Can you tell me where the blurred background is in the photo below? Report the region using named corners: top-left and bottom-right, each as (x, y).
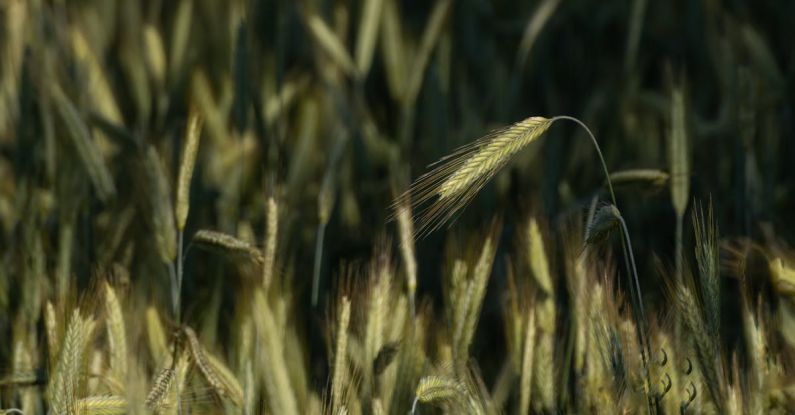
top-left (0, 0), bottom-right (793, 402)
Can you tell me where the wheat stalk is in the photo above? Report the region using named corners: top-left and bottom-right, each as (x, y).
top-left (304, 10), bottom-right (358, 78)
top-left (365, 272), bottom-right (389, 386)
top-left (675, 272), bottom-right (723, 410)
top-left (527, 218), bottom-right (556, 412)
top-left (76, 395), bottom-right (127, 414)
top-left (143, 24), bottom-right (167, 88)
top-left (145, 368), bottom-right (174, 411)
top-left (394, 115), bottom-right (624, 239)
top-left (253, 289), bottom-right (299, 415)
top-left (193, 229), bottom-right (264, 265)
top-left (528, 219), bottom-right (553, 294)
top-left (143, 146), bottom-right (177, 263)
top-left (396, 199), bottom-right (418, 318)
top-left (50, 82), bottom-right (116, 202)
top-left (457, 232), bottom-right (497, 362)
top-left (379, 0), bottom-right (406, 100)
top-left (403, 0), bottom-right (452, 108)
top-left (175, 108), bottom-right (203, 231)
top-left (332, 296), bottom-right (352, 414)
top-left (411, 375), bottom-right (465, 414)
top-left (49, 309), bottom-right (95, 415)
top-left (45, 301), bottom-right (61, 373)
top-left (184, 326), bottom-right (243, 407)
top-left (693, 201), bottom-right (719, 337)
top-left (103, 282), bottom-right (127, 383)
top-left (355, 0), bottom-right (385, 76)
top-left (519, 308), bottom-right (537, 415)
top-left (172, 106), bottom-right (203, 329)
top-left (608, 169), bottom-right (670, 189)
top-left (397, 117), bottom-right (550, 236)
top-left (168, 0), bottom-right (193, 85)
top-left (262, 196), bottom-right (279, 289)
top-left (145, 306), bottom-right (168, 367)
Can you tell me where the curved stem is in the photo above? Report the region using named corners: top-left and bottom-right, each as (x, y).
top-left (550, 116), bottom-right (617, 206)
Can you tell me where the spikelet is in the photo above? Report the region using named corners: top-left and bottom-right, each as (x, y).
top-left (49, 309), bottom-right (95, 415)
top-left (145, 368), bottom-right (174, 411)
top-left (457, 233), bottom-right (497, 361)
top-left (332, 296), bottom-right (352, 414)
top-left (528, 218), bottom-right (555, 412)
top-left (193, 229), bottom-right (264, 265)
top-left (184, 326), bottom-right (243, 406)
top-left (206, 353), bottom-right (245, 407)
top-left (103, 282), bottom-right (127, 383)
top-left (413, 375), bottom-right (465, 409)
top-left (585, 204), bottom-right (621, 246)
top-left (395, 116), bottom-right (552, 236)
top-left (608, 169), bottom-right (670, 190)
top-left (365, 270), bottom-right (389, 382)
top-left (75, 395), bottom-right (127, 414)
top-left (740, 289), bottom-right (766, 413)
top-left (175, 108), bottom-right (203, 230)
top-left (675, 274), bottom-right (723, 409)
top-left (262, 197), bottom-right (278, 289)
top-left (163, 351), bottom-right (191, 414)
top-left (693, 201), bottom-right (719, 337)
top-left (528, 219), bottom-right (552, 293)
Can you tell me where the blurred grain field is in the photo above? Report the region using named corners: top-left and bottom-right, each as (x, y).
top-left (0, 0), bottom-right (793, 414)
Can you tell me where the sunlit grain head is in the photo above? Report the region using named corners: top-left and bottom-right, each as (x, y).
top-left (394, 116), bottom-right (552, 237)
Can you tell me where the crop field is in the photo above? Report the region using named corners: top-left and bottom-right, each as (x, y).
top-left (0, 0), bottom-right (793, 414)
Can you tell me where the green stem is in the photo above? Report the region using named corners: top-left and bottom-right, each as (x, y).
top-left (551, 116), bottom-right (617, 206)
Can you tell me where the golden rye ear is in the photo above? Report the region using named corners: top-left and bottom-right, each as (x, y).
top-left (393, 116), bottom-right (552, 237)
top-left (393, 115), bottom-right (618, 239)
